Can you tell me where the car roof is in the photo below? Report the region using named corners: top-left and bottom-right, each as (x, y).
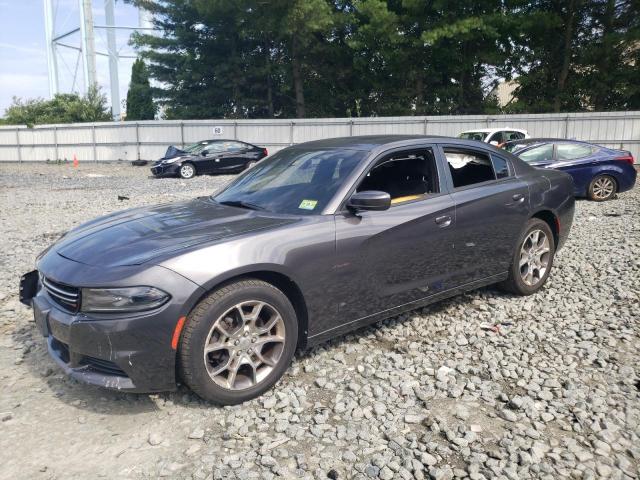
top-left (291, 135), bottom-right (453, 151)
top-left (461, 127), bottom-right (527, 134)
top-left (503, 137), bottom-right (594, 146)
top-left (200, 139), bottom-right (250, 144)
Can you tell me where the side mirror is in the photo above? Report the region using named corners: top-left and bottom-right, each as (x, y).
top-left (347, 190), bottom-right (391, 212)
top-left (201, 150), bottom-right (209, 156)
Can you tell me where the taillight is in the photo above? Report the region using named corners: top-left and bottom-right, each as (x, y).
top-left (263, 148), bottom-right (269, 156)
top-left (615, 155), bottom-right (634, 165)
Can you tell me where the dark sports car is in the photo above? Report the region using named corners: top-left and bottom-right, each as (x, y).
top-left (503, 138), bottom-right (636, 201)
top-left (151, 139), bottom-right (268, 179)
top-left (20, 135), bottom-right (574, 404)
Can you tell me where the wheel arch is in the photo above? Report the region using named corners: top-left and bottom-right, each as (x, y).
top-left (185, 269), bottom-right (310, 350)
top-left (531, 209), bottom-right (559, 247)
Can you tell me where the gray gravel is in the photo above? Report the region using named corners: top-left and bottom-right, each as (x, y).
top-left (0, 162), bottom-right (638, 479)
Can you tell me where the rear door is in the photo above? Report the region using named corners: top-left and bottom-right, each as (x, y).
top-left (438, 144), bottom-right (530, 284)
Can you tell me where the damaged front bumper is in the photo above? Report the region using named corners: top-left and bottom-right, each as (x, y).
top-left (21, 256), bottom-right (204, 393)
top-left (150, 162), bottom-right (181, 177)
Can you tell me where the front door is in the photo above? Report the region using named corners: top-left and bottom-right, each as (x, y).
top-left (331, 146), bottom-right (457, 328)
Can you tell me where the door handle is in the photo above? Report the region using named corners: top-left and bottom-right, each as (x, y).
top-left (512, 194), bottom-right (525, 202)
top-left (435, 215), bottom-right (452, 227)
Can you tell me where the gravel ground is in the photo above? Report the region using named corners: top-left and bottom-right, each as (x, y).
top-left (0, 162), bottom-right (638, 480)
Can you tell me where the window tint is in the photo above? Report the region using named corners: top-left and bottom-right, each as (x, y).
top-left (444, 148), bottom-right (496, 188)
top-left (357, 149), bottom-right (438, 205)
top-left (518, 144), bottom-right (554, 162)
top-left (492, 155), bottom-right (510, 179)
top-left (556, 143), bottom-right (593, 160)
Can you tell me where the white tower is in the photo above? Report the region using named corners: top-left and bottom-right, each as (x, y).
top-left (42, 0), bottom-right (155, 120)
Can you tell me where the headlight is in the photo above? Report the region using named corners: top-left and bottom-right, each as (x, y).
top-left (163, 157), bottom-right (183, 164)
top-left (81, 286), bottom-right (170, 313)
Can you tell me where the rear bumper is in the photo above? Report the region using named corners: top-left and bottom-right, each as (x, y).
top-left (617, 165), bottom-right (637, 193)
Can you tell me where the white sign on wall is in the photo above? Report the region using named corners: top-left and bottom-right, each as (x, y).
top-left (213, 126), bottom-right (224, 135)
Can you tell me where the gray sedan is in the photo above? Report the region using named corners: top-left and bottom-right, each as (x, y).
top-left (20, 135), bottom-right (575, 404)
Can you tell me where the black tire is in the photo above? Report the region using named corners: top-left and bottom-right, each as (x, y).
top-left (179, 162), bottom-right (196, 179)
top-left (587, 174), bottom-right (617, 201)
top-left (178, 279), bottom-right (298, 405)
top-left (500, 218), bottom-right (555, 296)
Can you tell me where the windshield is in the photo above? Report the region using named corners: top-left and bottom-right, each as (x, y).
top-left (458, 131), bottom-right (489, 141)
top-left (213, 148), bottom-right (365, 215)
top-left (183, 142), bottom-right (211, 154)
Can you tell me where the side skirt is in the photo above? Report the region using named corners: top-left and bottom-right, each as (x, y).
top-left (305, 272), bottom-right (507, 348)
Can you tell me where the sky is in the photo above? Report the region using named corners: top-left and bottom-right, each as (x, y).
top-left (0, 0), bottom-right (143, 116)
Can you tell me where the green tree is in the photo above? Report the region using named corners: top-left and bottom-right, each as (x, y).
top-left (127, 0), bottom-right (640, 117)
top-left (2, 86), bottom-right (111, 126)
top-left (126, 58), bottom-right (156, 120)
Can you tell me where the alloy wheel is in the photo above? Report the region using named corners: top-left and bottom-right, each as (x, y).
top-left (519, 229), bottom-right (551, 286)
top-left (180, 164), bottom-right (195, 178)
top-left (592, 176), bottom-right (615, 200)
top-left (203, 301), bottom-right (285, 390)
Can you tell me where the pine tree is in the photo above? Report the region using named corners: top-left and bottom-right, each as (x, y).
top-left (126, 58), bottom-right (155, 120)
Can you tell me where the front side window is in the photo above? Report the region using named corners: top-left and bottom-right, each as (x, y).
top-left (556, 143), bottom-right (594, 160)
top-left (214, 148), bottom-right (365, 215)
top-left (488, 131), bottom-right (504, 144)
top-left (357, 149), bottom-right (439, 205)
top-left (444, 148), bottom-right (496, 188)
top-left (518, 144), bottom-right (554, 163)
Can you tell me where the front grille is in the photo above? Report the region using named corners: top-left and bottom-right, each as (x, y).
top-left (41, 275), bottom-right (80, 312)
top-left (82, 356), bottom-right (128, 377)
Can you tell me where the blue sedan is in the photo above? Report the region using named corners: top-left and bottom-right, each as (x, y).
top-left (504, 139), bottom-right (637, 201)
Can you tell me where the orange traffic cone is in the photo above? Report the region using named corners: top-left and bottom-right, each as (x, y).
top-left (73, 154), bottom-right (79, 168)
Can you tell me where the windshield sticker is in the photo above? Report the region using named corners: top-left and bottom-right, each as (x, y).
top-left (298, 199), bottom-right (318, 210)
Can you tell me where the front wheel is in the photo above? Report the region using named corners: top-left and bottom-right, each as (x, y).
top-left (179, 163), bottom-right (196, 179)
top-left (178, 279), bottom-right (298, 405)
top-left (588, 174), bottom-right (616, 201)
top-left (500, 218), bottom-right (555, 296)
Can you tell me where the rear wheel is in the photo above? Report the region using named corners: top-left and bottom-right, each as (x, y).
top-left (178, 279), bottom-right (297, 405)
top-left (244, 160), bottom-right (257, 170)
top-left (500, 218), bottom-right (555, 296)
top-left (179, 163), bottom-right (196, 179)
top-left (588, 175), bottom-right (616, 201)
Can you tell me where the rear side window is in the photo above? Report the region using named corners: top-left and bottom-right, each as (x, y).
top-left (556, 143), bottom-right (593, 160)
top-left (444, 148), bottom-right (496, 188)
top-left (492, 155), bottom-right (510, 179)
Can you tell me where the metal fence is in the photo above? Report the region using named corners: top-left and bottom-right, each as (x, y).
top-left (1, 111), bottom-right (638, 163)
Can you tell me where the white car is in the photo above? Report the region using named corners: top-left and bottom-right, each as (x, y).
top-left (458, 128), bottom-right (529, 146)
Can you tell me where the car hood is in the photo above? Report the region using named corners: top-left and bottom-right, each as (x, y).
top-left (53, 198), bottom-right (298, 267)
